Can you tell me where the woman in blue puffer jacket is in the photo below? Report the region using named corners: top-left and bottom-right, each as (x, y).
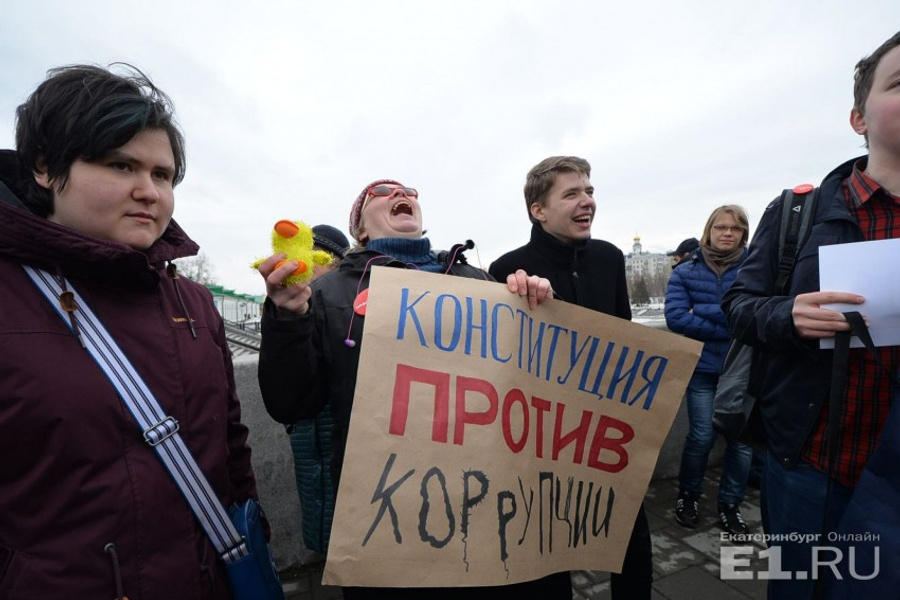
top-left (665, 204), bottom-right (752, 536)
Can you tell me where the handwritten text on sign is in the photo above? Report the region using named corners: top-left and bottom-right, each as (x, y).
top-left (324, 268), bottom-right (700, 587)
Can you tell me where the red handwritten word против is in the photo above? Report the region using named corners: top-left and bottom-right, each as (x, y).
top-left (390, 364), bottom-right (634, 473)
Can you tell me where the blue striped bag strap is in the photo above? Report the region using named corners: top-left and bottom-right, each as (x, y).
top-left (22, 264), bottom-right (249, 565)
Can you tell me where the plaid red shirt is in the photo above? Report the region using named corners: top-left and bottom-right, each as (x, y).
top-left (802, 161), bottom-right (900, 488)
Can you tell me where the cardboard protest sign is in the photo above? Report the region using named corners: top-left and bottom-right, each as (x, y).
top-left (323, 268), bottom-right (701, 587)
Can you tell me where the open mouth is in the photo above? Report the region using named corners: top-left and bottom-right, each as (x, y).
top-left (573, 214), bottom-right (591, 224)
top-left (391, 200), bottom-right (413, 216)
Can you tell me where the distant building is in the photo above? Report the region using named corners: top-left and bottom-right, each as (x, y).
top-left (624, 235), bottom-right (669, 281)
top-left (207, 284), bottom-right (264, 330)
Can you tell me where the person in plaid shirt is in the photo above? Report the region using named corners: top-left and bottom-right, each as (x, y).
top-left (723, 30), bottom-right (900, 600)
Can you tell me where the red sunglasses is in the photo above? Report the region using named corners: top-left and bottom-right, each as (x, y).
top-left (361, 185), bottom-right (418, 212)
top-left (367, 185), bottom-right (418, 199)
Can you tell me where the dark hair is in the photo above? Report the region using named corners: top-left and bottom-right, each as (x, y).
top-left (523, 156), bottom-right (591, 225)
top-left (15, 63), bottom-right (185, 217)
top-left (853, 31), bottom-right (900, 146)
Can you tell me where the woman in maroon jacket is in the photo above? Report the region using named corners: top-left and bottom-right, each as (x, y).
top-left (0, 65), bottom-right (260, 600)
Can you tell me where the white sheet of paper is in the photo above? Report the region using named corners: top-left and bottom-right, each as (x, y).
top-left (819, 238), bottom-right (900, 349)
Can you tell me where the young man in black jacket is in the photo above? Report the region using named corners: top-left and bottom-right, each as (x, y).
top-left (489, 155), bottom-right (652, 599)
top-left (722, 30), bottom-right (900, 599)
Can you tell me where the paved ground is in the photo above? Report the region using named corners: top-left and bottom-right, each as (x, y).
top-left (279, 465), bottom-right (768, 599)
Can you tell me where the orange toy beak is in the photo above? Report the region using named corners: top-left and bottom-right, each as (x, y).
top-left (274, 220), bottom-right (300, 238)
top-left (275, 259), bottom-right (308, 276)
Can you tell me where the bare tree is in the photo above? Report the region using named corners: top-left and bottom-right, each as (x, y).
top-left (628, 269), bottom-right (672, 305)
top-left (647, 269), bottom-right (672, 300)
top-left (174, 252), bottom-right (218, 286)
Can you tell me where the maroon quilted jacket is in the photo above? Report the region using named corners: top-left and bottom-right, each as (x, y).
top-left (0, 152), bottom-right (258, 600)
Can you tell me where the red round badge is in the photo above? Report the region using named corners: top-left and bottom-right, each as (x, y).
top-left (792, 183), bottom-right (814, 194)
top-left (353, 289), bottom-right (369, 316)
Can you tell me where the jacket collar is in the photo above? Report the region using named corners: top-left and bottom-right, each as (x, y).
top-left (528, 222), bottom-right (586, 262)
top-left (340, 238), bottom-right (474, 274)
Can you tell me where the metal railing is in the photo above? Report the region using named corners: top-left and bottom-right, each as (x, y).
top-left (224, 322), bottom-right (261, 355)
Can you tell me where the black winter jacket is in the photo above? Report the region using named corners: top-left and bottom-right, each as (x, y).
top-left (259, 244), bottom-right (489, 487)
top-left (722, 157), bottom-right (866, 470)
top-left (487, 225), bottom-right (650, 598)
top-left (259, 244), bottom-right (578, 598)
top-left (488, 223), bottom-right (631, 319)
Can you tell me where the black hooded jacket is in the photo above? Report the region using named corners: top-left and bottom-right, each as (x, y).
top-left (722, 157), bottom-right (870, 469)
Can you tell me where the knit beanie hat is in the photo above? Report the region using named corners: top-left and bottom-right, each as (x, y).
top-left (348, 178), bottom-right (403, 242)
top-left (312, 224), bottom-right (350, 259)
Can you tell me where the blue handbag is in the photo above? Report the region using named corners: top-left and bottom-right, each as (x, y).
top-left (226, 499), bottom-right (285, 600)
top-left (23, 265), bottom-right (284, 600)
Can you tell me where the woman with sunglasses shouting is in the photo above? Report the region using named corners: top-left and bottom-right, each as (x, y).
top-left (256, 179), bottom-right (565, 599)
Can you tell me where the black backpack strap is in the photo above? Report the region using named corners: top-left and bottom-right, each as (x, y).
top-left (812, 310), bottom-right (890, 598)
top-left (775, 186), bottom-right (819, 295)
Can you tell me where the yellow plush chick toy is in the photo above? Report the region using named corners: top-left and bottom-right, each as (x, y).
top-left (251, 220), bottom-right (334, 285)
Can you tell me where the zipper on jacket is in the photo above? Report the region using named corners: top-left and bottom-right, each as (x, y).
top-left (572, 247), bottom-right (582, 305)
top-left (167, 262), bottom-right (197, 339)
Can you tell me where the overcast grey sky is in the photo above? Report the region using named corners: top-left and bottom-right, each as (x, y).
top-left (1, 1), bottom-right (897, 295)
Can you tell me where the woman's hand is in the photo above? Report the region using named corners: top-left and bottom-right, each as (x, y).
top-left (505, 269), bottom-right (554, 310)
top-left (257, 253), bottom-right (313, 315)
